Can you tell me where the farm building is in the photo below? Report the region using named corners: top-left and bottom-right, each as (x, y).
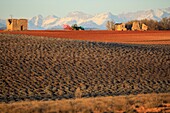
top-left (142, 23), bottom-right (148, 31)
top-left (132, 22), bottom-right (140, 31)
top-left (115, 23), bottom-right (127, 31)
top-left (131, 22), bottom-right (148, 31)
top-left (6, 19), bottom-right (28, 31)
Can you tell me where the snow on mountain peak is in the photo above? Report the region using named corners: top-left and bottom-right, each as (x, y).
top-left (99, 12), bottom-right (113, 16)
top-left (66, 11), bottom-right (92, 19)
top-left (90, 12), bottom-right (118, 25)
top-left (29, 15), bottom-right (44, 29)
top-left (42, 15), bottom-right (59, 28)
top-left (45, 15), bottom-right (58, 20)
top-left (154, 9), bottom-right (164, 17)
top-left (94, 12), bottom-right (113, 18)
top-left (165, 7), bottom-right (170, 13)
top-left (34, 15), bottom-right (43, 20)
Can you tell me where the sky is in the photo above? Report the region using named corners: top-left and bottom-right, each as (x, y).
top-left (0, 0), bottom-right (170, 19)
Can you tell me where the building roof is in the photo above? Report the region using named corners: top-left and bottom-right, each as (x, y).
top-left (115, 23), bottom-right (123, 25)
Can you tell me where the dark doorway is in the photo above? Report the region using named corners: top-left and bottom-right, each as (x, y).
top-left (21, 25), bottom-right (23, 31)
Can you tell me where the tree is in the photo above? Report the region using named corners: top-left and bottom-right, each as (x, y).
top-left (110, 21), bottom-right (115, 30)
top-left (106, 21), bottom-right (111, 30)
top-left (106, 20), bottom-right (115, 30)
top-left (140, 19), bottom-right (158, 30)
top-left (125, 21), bottom-right (133, 30)
top-left (158, 17), bottom-right (170, 30)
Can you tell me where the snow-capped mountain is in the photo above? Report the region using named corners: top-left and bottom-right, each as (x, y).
top-left (45, 12), bottom-right (122, 29)
top-left (118, 8), bottom-right (170, 21)
top-left (79, 20), bottom-right (99, 29)
top-left (29, 15), bottom-right (44, 30)
top-left (0, 19), bottom-right (6, 28)
top-left (46, 11), bottom-right (93, 29)
top-left (40, 8), bottom-right (170, 30)
top-left (89, 12), bottom-right (121, 25)
top-left (165, 7), bottom-right (170, 13)
top-left (42, 15), bottom-right (59, 29)
top-left (0, 7), bottom-right (170, 30)
top-left (0, 19), bottom-right (6, 30)
top-left (66, 11), bottom-right (93, 20)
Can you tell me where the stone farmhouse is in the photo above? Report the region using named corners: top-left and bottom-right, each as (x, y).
top-left (6, 19), bottom-right (28, 31)
top-left (141, 23), bottom-right (148, 31)
top-left (115, 23), bottom-right (127, 31)
top-left (114, 22), bottom-right (148, 31)
top-left (132, 22), bottom-right (148, 31)
top-left (132, 22), bottom-right (140, 31)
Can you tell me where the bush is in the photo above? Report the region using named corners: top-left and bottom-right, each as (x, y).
top-left (75, 87), bottom-right (82, 98)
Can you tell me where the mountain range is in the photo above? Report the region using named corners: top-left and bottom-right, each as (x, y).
top-left (1, 7), bottom-right (170, 30)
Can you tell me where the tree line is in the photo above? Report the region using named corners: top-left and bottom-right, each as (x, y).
top-left (106, 17), bottom-right (170, 30)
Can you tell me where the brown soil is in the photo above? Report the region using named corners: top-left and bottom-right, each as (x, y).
top-left (0, 34), bottom-right (169, 103)
top-left (2, 30), bottom-right (170, 44)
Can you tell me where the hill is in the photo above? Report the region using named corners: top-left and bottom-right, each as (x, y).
top-left (0, 34), bottom-right (170, 103)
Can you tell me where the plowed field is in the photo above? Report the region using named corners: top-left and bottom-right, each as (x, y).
top-left (3, 30), bottom-right (170, 44)
top-left (0, 33), bottom-right (170, 103)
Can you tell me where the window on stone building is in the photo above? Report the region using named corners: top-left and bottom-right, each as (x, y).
top-left (8, 19), bottom-right (12, 25)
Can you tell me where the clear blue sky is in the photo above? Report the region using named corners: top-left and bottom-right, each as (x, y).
top-left (0, 0), bottom-right (169, 19)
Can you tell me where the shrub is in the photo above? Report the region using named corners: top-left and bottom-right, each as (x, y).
top-left (75, 87), bottom-right (82, 98)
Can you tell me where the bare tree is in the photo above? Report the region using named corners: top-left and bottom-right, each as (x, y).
top-left (110, 21), bottom-right (115, 30)
top-left (158, 17), bottom-right (170, 30)
top-left (106, 21), bottom-right (111, 30)
top-left (106, 20), bottom-right (115, 30)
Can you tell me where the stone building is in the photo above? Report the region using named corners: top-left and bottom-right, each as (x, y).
top-left (115, 23), bottom-right (127, 31)
top-left (132, 22), bottom-right (148, 31)
top-left (142, 23), bottom-right (148, 31)
top-left (6, 19), bottom-right (28, 31)
top-left (132, 22), bottom-right (141, 31)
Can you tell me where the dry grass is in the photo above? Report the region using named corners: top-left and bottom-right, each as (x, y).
top-left (0, 93), bottom-right (169, 113)
top-left (0, 34), bottom-right (170, 103)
